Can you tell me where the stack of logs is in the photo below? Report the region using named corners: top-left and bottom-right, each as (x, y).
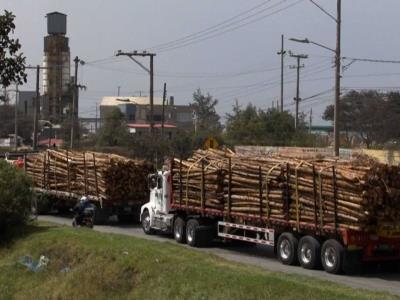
top-left (172, 149), bottom-right (400, 231)
top-left (26, 150), bottom-right (154, 205)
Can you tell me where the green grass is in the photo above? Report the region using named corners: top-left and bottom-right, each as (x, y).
top-left (0, 223), bottom-right (398, 300)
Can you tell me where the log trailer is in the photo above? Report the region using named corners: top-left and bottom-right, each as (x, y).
top-left (140, 168), bottom-right (400, 275)
top-left (25, 150), bottom-right (151, 224)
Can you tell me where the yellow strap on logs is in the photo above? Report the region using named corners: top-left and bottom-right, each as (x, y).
top-left (185, 155), bottom-right (208, 209)
top-left (265, 163), bottom-right (281, 221)
top-left (295, 161), bottom-right (305, 232)
top-left (318, 165), bottom-right (334, 232)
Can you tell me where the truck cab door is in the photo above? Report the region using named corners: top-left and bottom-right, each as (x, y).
top-left (148, 174), bottom-right (164, 213)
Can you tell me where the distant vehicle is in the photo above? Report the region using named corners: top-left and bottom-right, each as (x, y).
top-left (72, 205), bottom-right (95, 228)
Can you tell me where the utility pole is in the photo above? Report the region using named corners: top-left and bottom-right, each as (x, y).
top-left (334, 0), bottom-right (342, 157)
top-left (277, 34), bottom-right (286, 112)
top-left (116, 50), bottom-right (156, 135)
top-left (117, 86), bottom-right (121, 96)
top-left (14, 84), bottom-right (19, 151)
top-left (289, 52), bottom-right (308, 129)
top-left (70, 56), bottom-right (86, 149)
top-left (26, 65), bottom-right (47, 151)
top-left (70, 57), bottom-right (79, 149)
top-left (309, 108), bottom-right (313, 133)
top-left (150, 55), bottom-right (154, 134)
top-left (33, 65), bottom-right (40, 151)
top-left (161, 82), bottom-right (166, 138)
top-left (95, 103), bottom-right (98, 133)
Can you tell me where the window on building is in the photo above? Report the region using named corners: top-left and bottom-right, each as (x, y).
top-left (153, 115), bottom-right (162, 122)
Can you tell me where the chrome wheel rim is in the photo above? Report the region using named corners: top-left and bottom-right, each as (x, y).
top-left (300, 242), bottom-right (312, 264)
top-left (175, 225), bottom-right (181, 239)
top-left (324, 246), bottom-right (336, 268)
top-left (279, 239), bottom-right (291, 260)
top-left (143, 214), bottom-right (151, 231)
top-left (187, 226), bottom-right (194, 243)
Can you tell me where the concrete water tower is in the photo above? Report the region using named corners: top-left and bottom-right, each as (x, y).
top-left (42, 12), bottom-right (71, 120)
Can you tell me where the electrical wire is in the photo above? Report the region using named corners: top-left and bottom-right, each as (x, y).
top-left (156, 0), bottom-right (304, 53)
top-left (147, 0), bottom-right (276, 51)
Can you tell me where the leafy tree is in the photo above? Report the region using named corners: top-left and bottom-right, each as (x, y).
top-left (190, 89), bottom-right (222, 133)
top-left (0, 160), bottom-right (33, 232)
top-left (0, 10), bottom-right (27, 89)
top-left (323, 90), bottom-right (399, 148)
top-left (96, 108), bottom-right (130, 147)
top-left (225, 103), bottom-right (299, 146)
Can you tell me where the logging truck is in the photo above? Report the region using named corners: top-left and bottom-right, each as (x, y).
top-left (26, 150), bottom-right (152, 224)
top-left (140, 167), bottom-right (400, 275)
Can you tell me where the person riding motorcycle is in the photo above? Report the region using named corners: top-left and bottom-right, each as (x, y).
top-left (73, 196), bottom-right (92, 226)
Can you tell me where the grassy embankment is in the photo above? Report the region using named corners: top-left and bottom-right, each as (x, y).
top-left (0, 222), bottom-right (398, 300)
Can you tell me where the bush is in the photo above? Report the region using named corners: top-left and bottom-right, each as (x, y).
top-left (0, 160), bottom-right (33, 232)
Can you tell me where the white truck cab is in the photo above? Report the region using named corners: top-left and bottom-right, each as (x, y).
top-left (140, 170), bottom-right (174, 234)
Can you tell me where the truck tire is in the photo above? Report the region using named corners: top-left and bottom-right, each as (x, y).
top-left (298, 236), bottom-right (321, 269)
top-left (321, 239), bottom-right (344, 274)
top-left (186, 219), bottom-right (200, 247)
top-left (141, 210), bottom-right (154, 235)
top-left (277, 233), bottom-right (299, 265)
top-left (174, 217), bottom-right (186, 243)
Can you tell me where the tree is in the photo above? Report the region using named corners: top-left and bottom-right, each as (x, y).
top-left (323, 90), bottom-right (398, 148)
top-left (96, 108), bottom-right (130, 147)
top-left (190, 89), bottom-right (222, 133)
top-left (0, 160), bottom-right (33, 232)
top-left (225, 103), bottom-right (298, 146)
top-left (0, 10), bottom-right (27, 89)
top-left (225, 102), bottom-right (262, 145)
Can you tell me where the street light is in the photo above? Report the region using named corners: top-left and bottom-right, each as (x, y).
top-left (289, 31), bottom-right (341, 158)
top-left (291, 0), bottom-right (341, 157)
top-left (289, 38), bottom-right (335, 53)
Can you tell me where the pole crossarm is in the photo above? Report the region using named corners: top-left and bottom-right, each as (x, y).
top-left (127, 56), bottom-right (150, 73)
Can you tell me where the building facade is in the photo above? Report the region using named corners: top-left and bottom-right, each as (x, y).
top-left (100, 96), bottom-right (193, 136)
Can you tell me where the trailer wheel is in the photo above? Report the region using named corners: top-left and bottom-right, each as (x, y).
top-left (141, 210), bottom-right (154, 235)
top-left (321, 239), bottom-right (344, 274)
top-left (174, 217), bottom-right (186, 243)
top-left (298, 236), bottom-right (321, 269)
top-left (277, 233), bottom-right (298, 265)
top-left (186, 219), bottom-right (200, 247)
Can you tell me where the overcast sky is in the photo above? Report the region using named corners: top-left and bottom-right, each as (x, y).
top-left (3, 0), bottom-right (400, 124)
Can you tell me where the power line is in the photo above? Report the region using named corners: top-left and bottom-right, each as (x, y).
top-left (147, 0), bottom-right (275, 51)
top-left (156, 0), bottom-right (305, 53)
top-left (342, 57), bottom-right (400, 64)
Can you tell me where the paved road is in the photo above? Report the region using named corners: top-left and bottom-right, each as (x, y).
top-left (38, 215), bottom-right (400, 296)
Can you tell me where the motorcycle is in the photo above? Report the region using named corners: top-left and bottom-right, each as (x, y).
top-left (72, 206), bottom-right (95, 228)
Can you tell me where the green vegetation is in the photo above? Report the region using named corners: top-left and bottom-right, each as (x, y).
top-left (0, 10), bottom-right (27, 90)
top-left (96, 107), bottom-right (131, 147)
top-left (323, 90), bottom-right (400, 149)
top-left (0, 223), bottom-right (397, 300)
top-left (0, 160), bottom-right (32, 233)
top-left (224, 102), bottom-right (322, 147)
